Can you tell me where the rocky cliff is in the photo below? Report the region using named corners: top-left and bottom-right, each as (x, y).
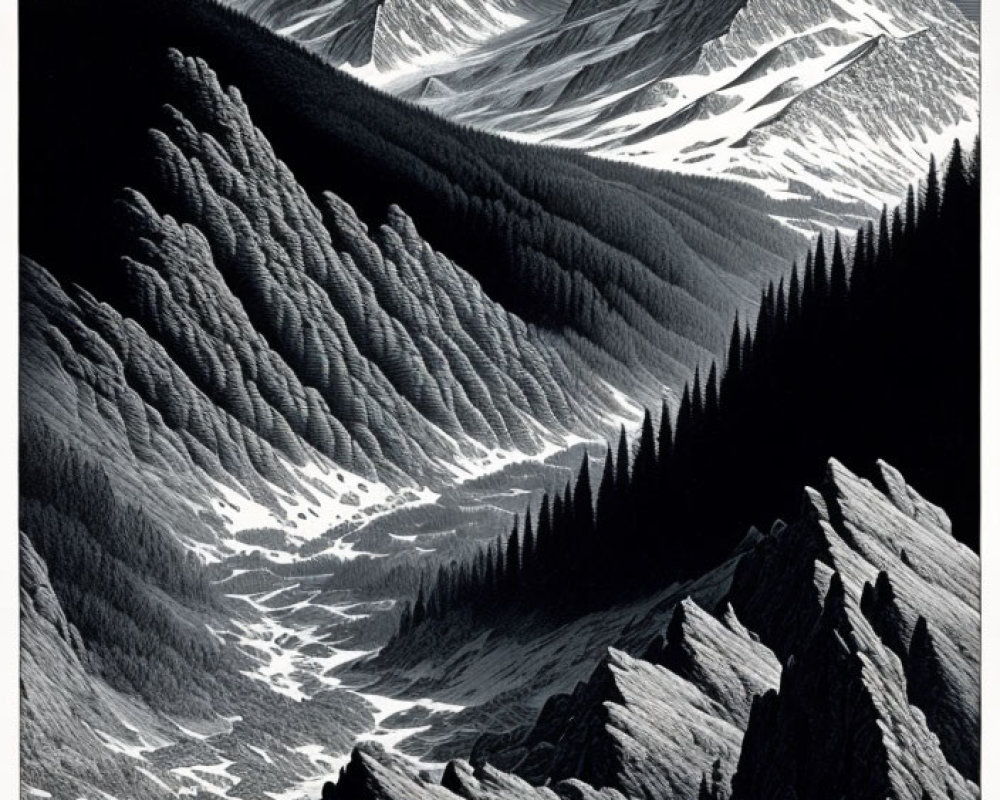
top-left (322, 459), bottom-right (980, 800)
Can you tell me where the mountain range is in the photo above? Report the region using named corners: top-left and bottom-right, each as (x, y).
top-left (234, 0), bottom-right (980, 230)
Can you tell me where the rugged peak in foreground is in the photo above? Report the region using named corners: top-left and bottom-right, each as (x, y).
top-left (325, 458), bottom-right (979, 800)
top-left (325, 740), bottom-right (627, 799)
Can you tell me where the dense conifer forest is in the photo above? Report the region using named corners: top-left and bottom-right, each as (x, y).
top-left (19, 414), bottom-right (229, 714)
top-left (22, 0), bottom-right (807, 393)
top-left (395, 140), bottom-right (980, 635)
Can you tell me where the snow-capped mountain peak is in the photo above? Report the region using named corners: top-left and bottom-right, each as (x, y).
top-left (247, 0), bottom-right (978, 231)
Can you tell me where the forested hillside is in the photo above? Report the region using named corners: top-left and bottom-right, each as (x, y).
top-left (22, 0), bottom-right (807, 410)
top-left (394, 139), bottom-right (980, 637)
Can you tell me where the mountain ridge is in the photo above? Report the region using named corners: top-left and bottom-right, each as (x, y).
top-left (322, 458), bottom-right (980, 800)
top-left (244, 0), bottom-right (979, 229)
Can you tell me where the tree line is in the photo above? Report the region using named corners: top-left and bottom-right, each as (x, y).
top-left (396, 138), bottom-right (980, 636)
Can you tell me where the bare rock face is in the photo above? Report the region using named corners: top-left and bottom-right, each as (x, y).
top-left (731, 572), bottom-right (977, 800)
top-left (471, 599), bottom-right (780, 800)
top-left (729, 459), bottom-right (980, 793)
top-left (652, 600), bottom-right (781, 729)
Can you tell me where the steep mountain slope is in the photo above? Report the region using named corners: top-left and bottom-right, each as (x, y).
top-left (32, 44), bottom-right (610, 487)
top-left (323, 460), bottom-right (979, 800)
top-left (21, 0), bottom-right (809, 495)
top-left (256, 0), bottom-right (979, 228)
top-left (729, 460), bottom-right (980, 785)
top-left (238, 0), bottom-right (565, 71)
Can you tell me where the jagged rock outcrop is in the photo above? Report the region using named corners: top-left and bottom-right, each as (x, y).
top-left (729, 458), bottom-right (980, 788)
top-left (860, 570), bottom-right (908, 660)
top-left (731, 572), bottom-right (977, 800)
top-left (327, 741), bottom-right (628, 800)
top-left (651, 600), bottom-right (781, 729)
top-left (468, 599), bottom-right (780, 799)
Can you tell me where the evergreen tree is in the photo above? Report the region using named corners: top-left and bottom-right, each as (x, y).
top-left (657, 400), bottom-right (674, 464)
top-left (723, 314), bottom-right (743, 399)
top-left (788, 262), bottom-right (801, 324)
top-left (876, 205), bottom-right (892, 273)
top-left (522, 509), bottom-right (535, 589)
top-left (922, 154), bottom-right (941, 225)
top-left (691, 367), bottom-right (705, 429)
top-left (813, 235), bottom-right (828, 301)
top-left (615, 425), bottom-right (630, 493)
top-left (596, 445), bottom-right (617, 536)
top-left (633, 409), bottom-right (657, 489)
top-left (674, 385), bottom-right (693, 457)
top-left (941, 138), bottom-right (970, 231)
top-left (891, 205), bottom-right (904, 254)
top-left (705, 363), bottom-right (720, 423)
top-left (850, 227), bottom-right (868, 301)
top-left (775, 277), bottom-right (787, 339)
top-left (802, 250), bottom-right (815, 311)
top-left (494, 534), bottom-right (506, 592)
top-left (562, 483), bottom-right (574, 531)
top-left (574, 453), bottom-right (596, 544)
top-left (741, 324), bottom-right (754, 375)
top-left (830, 231), bottom-right (848, 309)
top-left (864, 220), bottom-right (877, 276)
top-left (505, 518), bottom-right (521, 596)
top-left (536, 494), bottom-right (553, 570)
top-left (412, 580), bottom-right (427, 629)
top-left (904, 184), bottom-right (917, 247)
top-left (483, 543), bottom-right (496, 601)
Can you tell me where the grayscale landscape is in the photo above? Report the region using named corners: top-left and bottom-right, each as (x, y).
top-left (18, 0), bottom-right (980, 797)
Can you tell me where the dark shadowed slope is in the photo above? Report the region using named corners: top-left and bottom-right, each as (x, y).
top-left (21, 0), bottom-right (807, 415)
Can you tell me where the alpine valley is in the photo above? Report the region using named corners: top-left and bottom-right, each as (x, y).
top-left (17, 0), bottom-right (980, 798)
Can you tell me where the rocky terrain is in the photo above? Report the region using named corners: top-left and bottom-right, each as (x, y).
top-left (318, 459), bottom-right (980, 800)
top-left (246, 0), bottom-right (980, 230)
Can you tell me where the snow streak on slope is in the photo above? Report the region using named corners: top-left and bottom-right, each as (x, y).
top-left (269, 0), bottom-right (979, 226)
top-left (595, 0), bottom-right (980, 214)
